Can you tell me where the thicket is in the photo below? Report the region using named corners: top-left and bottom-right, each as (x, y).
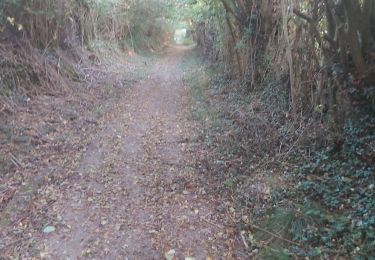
top-left (0, 0), bottom-right (173, 48)
top-left (185, 0), bottom-right (375, 258)
top-left (0, 0), bottom-right (173, 98)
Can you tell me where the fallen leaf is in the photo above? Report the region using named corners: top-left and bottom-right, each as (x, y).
top-left (165, 249), bottom-right (175, 260)
top-left (43, 226), bottom-right (56, 233)
top-left (115, 223), bottom-right (123, 231)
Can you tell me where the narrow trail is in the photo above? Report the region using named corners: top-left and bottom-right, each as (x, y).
top-left (41, 46), bottom-right (243, 259)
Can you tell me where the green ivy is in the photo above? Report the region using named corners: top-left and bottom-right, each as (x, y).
top-left (294, 114), bottom-right (375, 258)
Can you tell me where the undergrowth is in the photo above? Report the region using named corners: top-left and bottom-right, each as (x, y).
top-left (184, 49), bottom-right (375, 259)
top-left (289, 110), bottom-right (375, 258)
top-left (260, 113), bottom-right (375, 259)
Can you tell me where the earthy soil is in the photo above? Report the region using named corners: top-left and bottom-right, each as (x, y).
top-left (0, 46), bottom-right (246, 259)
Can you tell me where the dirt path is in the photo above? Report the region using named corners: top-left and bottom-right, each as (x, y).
top-left (39, 46), bottom-right (243, 259)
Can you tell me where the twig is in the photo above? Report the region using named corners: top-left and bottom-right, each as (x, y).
top-left (127, 22), bottom-right (135, 51)
top-left (57, 56), bottom-right (61, 75)
top-left (279, 124), bottom-right (308, 159)
top-left (240, 231), bottom-right (249, 249)
top-left (249, 223), bottom-right (300, 246)
top-left (200, 217), bottom-right (223, 230)
top-left (9, 153), bottom-right (23, 168)
top-left (292, 8), bottom-right (313, 22)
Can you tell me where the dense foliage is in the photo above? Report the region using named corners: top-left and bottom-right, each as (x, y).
top-left (188, 0), bottom-right (375, 117)
top-left (183, 0), bottom-right (375, 258)
top-left (0, 0), bottom-right (173, 49)
top-left (296, 118), bottom-right (375, 257)
top-left (0, 0), bottom-right (175, 97)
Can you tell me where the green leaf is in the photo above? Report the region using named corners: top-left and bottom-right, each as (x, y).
top-left (341, 177), bottom-right (352, 183)
top-left (43, 226), bottom-right (56, 233)
top-left (309, 247), bottom-right (321, 257)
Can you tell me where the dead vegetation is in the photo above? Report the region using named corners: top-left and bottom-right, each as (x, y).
top-left (0, 0), bottom-right (160, 255)
top-left (0, 42), bottom-right (150, 254)
top-left (1, 0), bottom-right (375, 258)
top-left (187, 0), bottom-right (375, 258)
